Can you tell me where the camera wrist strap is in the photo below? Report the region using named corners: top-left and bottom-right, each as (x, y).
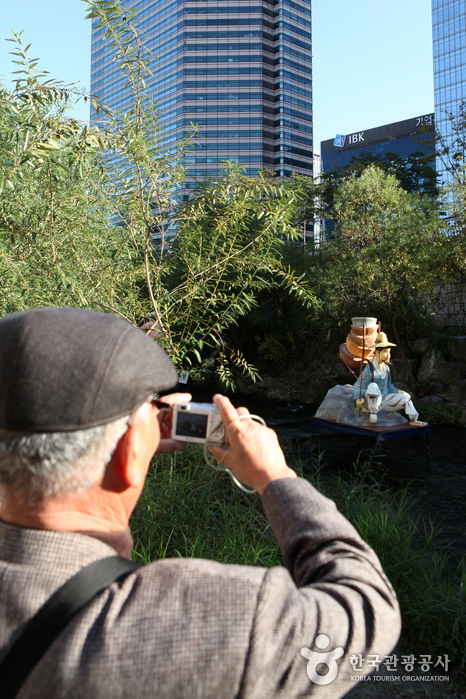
top-left (0, 555), bottom-right (141, 699)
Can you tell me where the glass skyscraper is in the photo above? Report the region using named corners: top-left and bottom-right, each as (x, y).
top-left (432, 0), bottom-right (466, 180)
top-left (90, 0), bottom-right (313, 187)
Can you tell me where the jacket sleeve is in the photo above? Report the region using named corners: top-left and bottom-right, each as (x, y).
top-left (386, 368), bottom-right (399, 396)
top-left (238, 477), bottom-right (401, 699)
top-left (352, 364), bottom-right (371, 401)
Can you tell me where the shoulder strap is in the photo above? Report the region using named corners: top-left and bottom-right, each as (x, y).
top-left (0, 555), bottom-right (141, 699)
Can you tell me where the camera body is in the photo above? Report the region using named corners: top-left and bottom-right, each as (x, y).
top-left (171, 402), bottom-right (227, 446)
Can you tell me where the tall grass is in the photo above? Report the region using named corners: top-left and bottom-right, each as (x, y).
top-left (413, 401), bottom-right (464, 425)
top-left (130, 444), bottom-right (466, 672)
top-left (317, 456), bottom-right (466, 669)
top-left (131, 444), bottom-right (281, 567)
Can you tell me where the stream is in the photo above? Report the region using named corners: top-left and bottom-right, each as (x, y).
top-left (184, 386), bottom-right (466, 560)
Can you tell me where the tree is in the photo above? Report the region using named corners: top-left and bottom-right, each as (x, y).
top-left (315, 166), bottom-right (443, 386)
top-left (0, 32), bottom-right (143, 320)
top-left (162, 165), bottom-right (318, 385)
top-left (435, 101), bottom-right (466, 244)
top-left (322, 149), bottom-right (439, 226)
top-left (1, 3), bottom-right (320, 388)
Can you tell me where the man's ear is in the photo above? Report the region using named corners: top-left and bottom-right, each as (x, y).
top-left (101, 428), bottom-right (134, 492)
top-left (122, 421), bottom-right (148, 489)
top-left (104, 403), bottom-right (160, 492)
top-left (103, 403), bottom-right (159, 492)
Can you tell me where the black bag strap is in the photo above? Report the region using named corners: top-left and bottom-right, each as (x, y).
top-left (0, 555), bottom-right (141, 699)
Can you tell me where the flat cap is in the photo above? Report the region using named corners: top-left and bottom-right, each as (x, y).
top-left (0, 307), bottom-right (178, 432)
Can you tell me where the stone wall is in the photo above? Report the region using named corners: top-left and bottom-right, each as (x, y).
top-left (391, 336), bottom-right (466, 424)
top-left (422, 282), bottom-right (466, 329)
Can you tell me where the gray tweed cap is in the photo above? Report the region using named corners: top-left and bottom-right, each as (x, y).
top-left (0, 307), bottom-right (178, 432)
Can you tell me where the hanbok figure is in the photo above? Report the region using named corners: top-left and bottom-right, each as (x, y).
top-left (353, 332), bottom-right (422, 425)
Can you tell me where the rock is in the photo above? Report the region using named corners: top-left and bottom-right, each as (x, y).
top-left (422, 380), bottom-right (449, 396)
top-left (408, 338), bottom-right (429, 353)
top-left (436, 359), bottom-right (466, 383)
top-left (415, 395), bottom-right (444, 405)
top-left (393, 382), bottom-right (417, 399)
top-left (447, 336), bottom-right (466, 363)
top-left (390, 357), bottom-right (420, 384)
top-left (442, 379), bottom-right (466, 406)
top-left (417, 348), bottom-right (442, 382)
top-left (234, 361), bottom-right (346, 405)
top-left (458, 409), bottom-right (466, 427)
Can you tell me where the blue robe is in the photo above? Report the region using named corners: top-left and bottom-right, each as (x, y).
top-left (352, 358), bottom-right (398, 402)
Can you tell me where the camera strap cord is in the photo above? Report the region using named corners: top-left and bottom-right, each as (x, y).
top-left (203, 414), bottom-right (266, 494)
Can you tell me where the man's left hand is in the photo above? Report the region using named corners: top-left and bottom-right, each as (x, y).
top-left (155, 392), bottom-right (192, 454)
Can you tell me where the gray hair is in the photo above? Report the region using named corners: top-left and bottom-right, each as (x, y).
top-left (0, 415), bottom-right (131, 504)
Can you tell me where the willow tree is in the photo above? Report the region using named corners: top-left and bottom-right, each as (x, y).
top-left (1, 1), bottom-right (319, 387)
top-left (0, 32), bottom-right (146, 321)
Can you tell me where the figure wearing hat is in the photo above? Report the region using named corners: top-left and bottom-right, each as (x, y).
top-left (353, 332), bottom-right (422, 425)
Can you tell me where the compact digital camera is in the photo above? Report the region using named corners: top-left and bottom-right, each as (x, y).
top-left (171, 402), bottom-right (228, 446)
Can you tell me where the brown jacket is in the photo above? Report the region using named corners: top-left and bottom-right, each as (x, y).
top-left (0, 478), bottom-right (401, 698)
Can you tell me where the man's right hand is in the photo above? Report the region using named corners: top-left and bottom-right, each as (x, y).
top-left (209, 394), bottom-right (297, 495)
top-left (356, 398), bottom-right (364, 410)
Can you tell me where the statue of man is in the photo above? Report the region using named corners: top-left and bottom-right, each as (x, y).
top-left (353, 332), bottom-right (423, 426)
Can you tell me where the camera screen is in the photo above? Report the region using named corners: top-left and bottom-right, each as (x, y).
top-left (176, 412), bottom-right (208, 439)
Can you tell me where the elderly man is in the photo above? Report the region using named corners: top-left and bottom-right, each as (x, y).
top-left (0, 307), bottom-right (401, 698)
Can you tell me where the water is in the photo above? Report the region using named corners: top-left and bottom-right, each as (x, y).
top-left (184, 386), bottom-right (466, 559)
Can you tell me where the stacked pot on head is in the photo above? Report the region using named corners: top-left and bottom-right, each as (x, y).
top-left (339, 317), bottom-right (380, 371)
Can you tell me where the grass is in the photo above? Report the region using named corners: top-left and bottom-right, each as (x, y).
top-left (315, 455), bottom-right (466, 671)
top-left (413, 400), bottom-right (464, 425)
top-left (130, 443), bottom-right (466, 675)
top-left (131, 444), bottom-right (281, 567)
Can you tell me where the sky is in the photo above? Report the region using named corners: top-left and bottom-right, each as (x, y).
top-left (0, 0), bottom-right (434, 152)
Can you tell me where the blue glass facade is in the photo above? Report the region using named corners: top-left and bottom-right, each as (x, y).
top-left (321, 115), bottom-right (435, 174)
top-left (432, 0), bottom-right (466, 181)
top-left (320, 115), bottom-right (436, 238)
top-left (90, 0), bottom-right (313, 185)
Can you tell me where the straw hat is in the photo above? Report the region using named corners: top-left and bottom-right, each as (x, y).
top-left (369, 331), bottom-right (397, 350)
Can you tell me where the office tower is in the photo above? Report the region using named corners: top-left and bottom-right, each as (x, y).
top-left (321, 114), bottom-right (435, 175)
top-left (90, 0), bottom-right (314, 188)
top-left (432, 0), bottom-right (466, 181)
top-left (320, 115), bottom-right (436, 238)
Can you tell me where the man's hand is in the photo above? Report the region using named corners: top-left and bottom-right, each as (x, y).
top-left (209, 394), bottom-right (297, 495)
top-left (356, 398), bottom-right (364, 410)
top-left (155, 392), bottom-right (192, 454)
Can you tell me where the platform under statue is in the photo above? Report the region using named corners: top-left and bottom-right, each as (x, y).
top-left (316, 317), bottom-right (426, 428)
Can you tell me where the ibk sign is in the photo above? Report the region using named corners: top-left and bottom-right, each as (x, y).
top-left (326, 114), bottom-right (434, 155)
top-left (347, 132), bottom-right (365, 144)
top-left (334, 132), bottom-right (365, 148)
